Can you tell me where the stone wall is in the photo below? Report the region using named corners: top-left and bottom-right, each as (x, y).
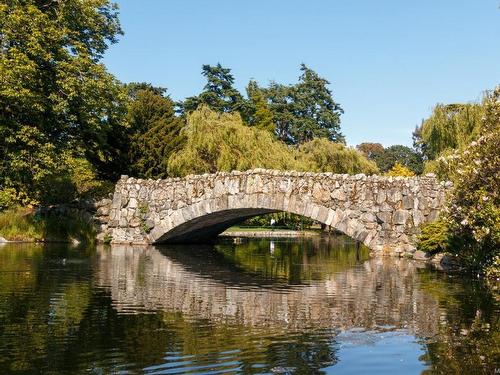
top-left (98, 169), bottom-right (450, 256)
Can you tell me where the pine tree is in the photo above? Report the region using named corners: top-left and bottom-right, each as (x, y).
top-left (246, 81), bottom-right (275, 134)
top-left (127, 87), bottom-right (185, 179)
top-left (263, 64), bottom-right (344, 144)
top-left (182, 64), bottom-right (245, 114)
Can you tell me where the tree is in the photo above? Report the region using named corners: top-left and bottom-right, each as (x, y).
top-left (264, 65), bottom-right (344, 144)
top-left (0, 0), bottom-right (126, 203)
top-left (167, 106), bottom-right (304, 176)
top-left (182, 64), bottom-right (245, 114)
top-left (356, 142), bottom-right (385, 159)
top-left (126, 86), bottom-right (185, 179)
top-left (245, 80), bottom-right (275, 133)
top-left (418, 87), bottom-right (500, 276)
top-left (376, 145), bottom-right (423, 174)
top-left (298, 139), bottom-right (379, 175)
top-left (356, 143), bottom-right (423, 174)
top-left (413, 103), bottom-right (484, 160)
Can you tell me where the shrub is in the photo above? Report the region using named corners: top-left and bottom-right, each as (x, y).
top-left (0, 207), bottom-right (97, 244)
top-left (417, 219), bottom-right (453, 255)
top-left (385, 162), bottom-right (415, 177)
top-left (417, 87), bottom-right (500, 275)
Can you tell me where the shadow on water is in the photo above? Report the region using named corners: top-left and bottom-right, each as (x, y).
top-left (151, 236), bottom-right (370, 288)
top-left (0, 237), bottom-right (497, 374)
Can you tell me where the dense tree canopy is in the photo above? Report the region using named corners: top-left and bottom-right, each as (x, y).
top-left (298, 139), bottom-right (378, 175)
top-left (182, 64), bottom-right (245, 115)
top-left (168, 106), bottom-right (375, 177)
top-left (356, 143), bottom-right (385, 159)
top-left (356, 143), bottom-right (423, 174)
top-left (126, 85), bottom-right (185, 179)
top-left (413, 103), bottom-right (484, 160)
top-left (245, 80), bottom-right (275, 133)
top-left (0, 0), bottom-right (126, 204)
top-left (263, 64), bottom-right (344, 144)
top-left (418, 87), bottom-right (500, 276)
top-left (167, 106), bottom-right (304, 176)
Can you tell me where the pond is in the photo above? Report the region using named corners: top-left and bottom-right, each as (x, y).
top-left (0, 236), bottom-right (498, 374)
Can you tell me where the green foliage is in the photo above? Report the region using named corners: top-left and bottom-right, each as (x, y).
top-left (168, 107), bottom-right (377, 177)
top-left (245, 80), bottom-right (275, 133)
top-left (126, 86), bottom-right (185, 179)
top-left (298, 138), bottom-right (379, 175)
top-left (414, 103), bottom-right (484, 160)
top-left (0, 207), bottom-right (96, 244)
top-left (417, 219), bottom-right (453, 254)
top-left (417, 87), bottom-right (500, 275)
top-left (167, 106), bottom-right (305, 176)
top-left (264, 64), bottom-right (344, 144)
top-left (182, 64), bottom-right (245, 114)
top-left (422, 149), bottom-right (457, 180)
top-left (242, 212), bottom-right (315, 230)
top-left (385, 162), bottom-right (415, 177)
top-left (0, 188), bottom-right (19, 210)
top-left (181, 64), bottom-right (344, 145)
top-left (0, 0), bottom-right (127, 204)
top-left (357, 143), bottom-right (423, 174)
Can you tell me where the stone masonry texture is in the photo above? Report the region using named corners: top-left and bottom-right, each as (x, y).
top-left (95, 169), bottom-right (450, 256)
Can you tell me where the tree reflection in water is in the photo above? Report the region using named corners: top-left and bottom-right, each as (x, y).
top-left (0, 238), bottom-right (497, 373)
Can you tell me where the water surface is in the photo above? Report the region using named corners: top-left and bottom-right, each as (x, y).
top-left (0, 237), bottom-right (498, 374)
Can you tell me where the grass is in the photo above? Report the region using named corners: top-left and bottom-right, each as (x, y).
top-left (0, 207), bottom-right (97, 244)
top-left (224, 225), bottom-right (321, 234)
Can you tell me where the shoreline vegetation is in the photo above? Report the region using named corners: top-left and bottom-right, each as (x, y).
top-left (0, 206), bottom-right (97, 245)
top-left (0, 1), bottom-right (498, 277)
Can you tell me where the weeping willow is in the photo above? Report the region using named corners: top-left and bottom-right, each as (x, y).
top-left (167, 106), bottom-right (306, 176)
top-left (167, 106), bottom-right (377, 177)
top-left (416, 102), bottom-right (484, 160)
top-left (297, 138), bottom-right (379, 175)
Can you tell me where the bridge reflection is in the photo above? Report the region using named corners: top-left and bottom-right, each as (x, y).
top-left (95, 239), bottom-right (441, 337)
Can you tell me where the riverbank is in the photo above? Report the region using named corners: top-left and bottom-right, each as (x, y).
top-left (0, 207), bottom-right (97, 245)
top-left (221, 227), bottom-right (322, 238)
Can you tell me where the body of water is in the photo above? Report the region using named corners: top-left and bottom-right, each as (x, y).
top-left (0, 236), bottom-right (498, 374)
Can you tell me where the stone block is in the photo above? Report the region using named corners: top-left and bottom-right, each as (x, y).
top-left (393, 209), bottom-right (409, 225)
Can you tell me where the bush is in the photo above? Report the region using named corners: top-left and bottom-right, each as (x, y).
top-left (385, 162), bottom-right (415, 177)
top-left (0, 207), bottom-right (97, 244)
top-left (417, 219), bottom-right (453, 255)
top-left (0, 188), bottom-right (19, 211)
top-left (417, 87), bottom-right (500, 275)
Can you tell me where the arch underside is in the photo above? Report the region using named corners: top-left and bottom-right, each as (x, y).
top-left (155, 208), bottom-right (278, 243)
top-left (152, 194), bottom-right (380, 250)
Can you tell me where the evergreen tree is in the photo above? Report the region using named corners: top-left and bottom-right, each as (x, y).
top-left (245, 80), bottom-right (275, 133)
top-left (182, 64), bottom-right (245, 114)
top-left (264, 64), bottom-right (343, 144)
top-left (126, 86), bottom-right (185, 179)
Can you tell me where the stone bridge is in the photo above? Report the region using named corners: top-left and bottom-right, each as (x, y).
top-left (97, 169), bottom-right (449, 256)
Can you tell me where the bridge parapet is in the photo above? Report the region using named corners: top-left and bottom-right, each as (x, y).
top-left (99, 169), bottom-right (450, 256)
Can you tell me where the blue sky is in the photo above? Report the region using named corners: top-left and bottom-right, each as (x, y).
top-left (104, 0), bottom-right (500, 147)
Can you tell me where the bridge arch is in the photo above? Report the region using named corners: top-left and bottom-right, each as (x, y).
top-left (101, 169), bottom-right (448, 256)
top-left (152, 195), bottom-right (373, 248)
